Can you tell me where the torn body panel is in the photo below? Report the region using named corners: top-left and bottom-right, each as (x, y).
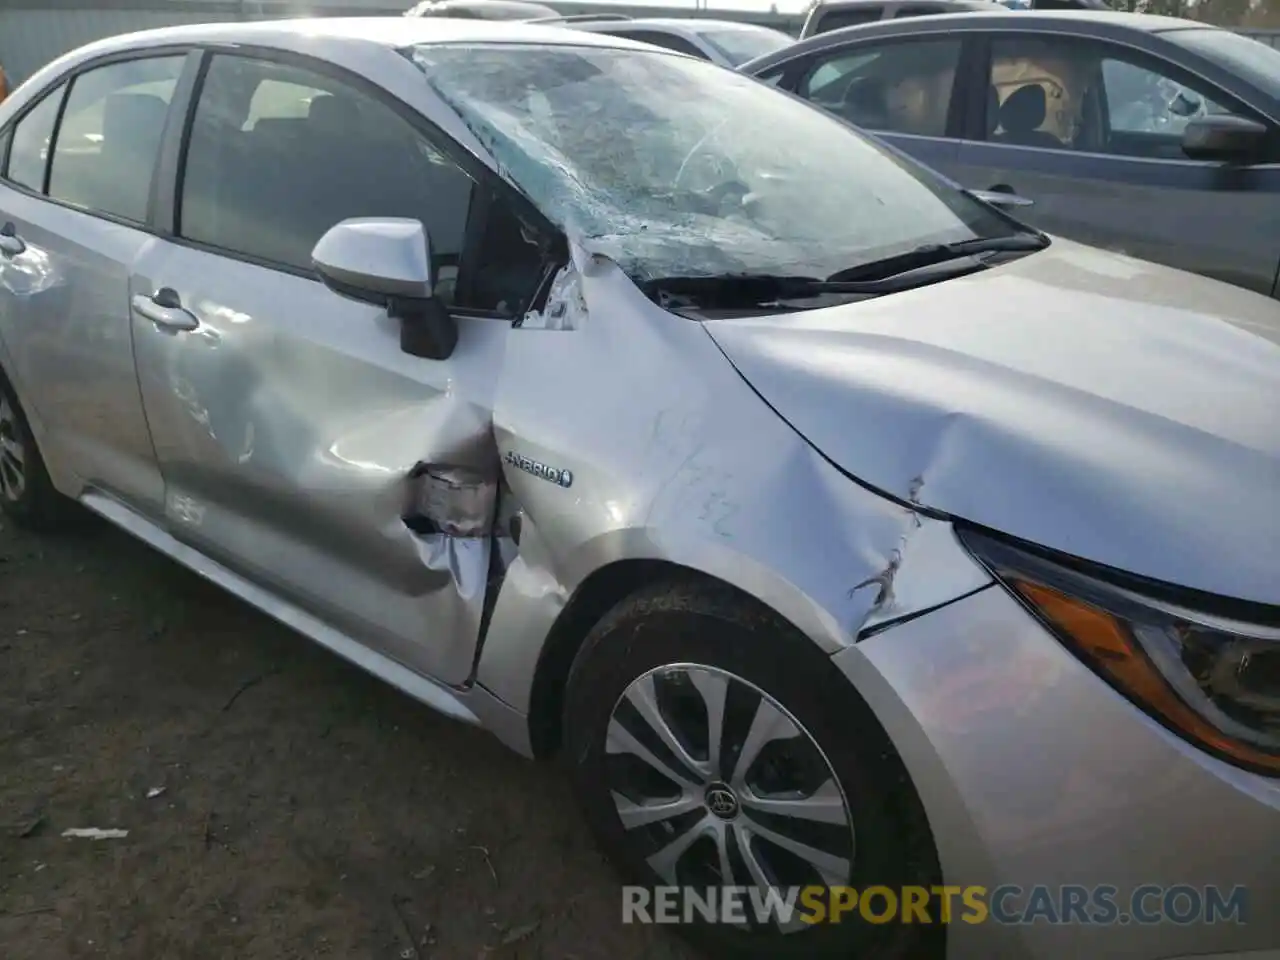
top-left (128, 236), bottom-right (508, 687)
top-left (475, 242), bottom-right (982, 716)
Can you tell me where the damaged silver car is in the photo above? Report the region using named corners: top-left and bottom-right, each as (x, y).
top-left (0, 17), bottom-right (1278, 960)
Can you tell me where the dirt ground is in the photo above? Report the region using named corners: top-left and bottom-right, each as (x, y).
top-left (0, 513), bottom-right (699, 960)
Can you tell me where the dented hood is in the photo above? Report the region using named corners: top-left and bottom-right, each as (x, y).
top-left (704, 239), bottom-right (1280, 605)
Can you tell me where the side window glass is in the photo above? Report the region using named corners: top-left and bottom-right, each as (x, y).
top-left (814, 9), bottom-right (884, 33)
top-left (48, 57), bottom-right (184, 222)
top-left (894, 5), bottom-right (946, 16)
top-left (5, 85), bottom-right (65, 193)
top-left (986, 37), bottom-right (1093, 150)
top-left (1101, 56), bottom-right (1241, 149)
top-left (179, 55), bottom-right (542, 313)
top-left (986, 37), bottom-right (1251, 159)
top-left (799, 39), bottom-right (961, 136)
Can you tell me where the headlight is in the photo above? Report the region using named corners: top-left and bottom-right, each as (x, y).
top-left (959, 529), bottom-right (1280, 776)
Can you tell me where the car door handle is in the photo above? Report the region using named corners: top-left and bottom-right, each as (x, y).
top-left (132, 287), bottom-right (199, 332)
top-left (0, 222), bottom-right (26, 258)
top-left (970, 185), bottom-right (1035, 209)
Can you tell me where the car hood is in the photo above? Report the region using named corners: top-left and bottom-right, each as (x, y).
top-left (704, 238), bottom-right (1280, 605)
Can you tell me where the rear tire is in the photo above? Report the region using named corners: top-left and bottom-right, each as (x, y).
top-left (0, 375), bottom-right (75, 531)
top-left (564, 580), bottom-right (944, 960)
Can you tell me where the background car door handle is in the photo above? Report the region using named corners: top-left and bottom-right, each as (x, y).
top-left (0, 222), bottom-right (26, 258)
top-left (970, 185), bottom-right (1035, 209)
top-left (132, 287), bottom-right (199, 332)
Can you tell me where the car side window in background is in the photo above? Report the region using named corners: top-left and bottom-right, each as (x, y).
top-left (986, 37), bottom-right (1089, 149)
top-left (813, 8), bottom-right (884, 32)
top-left (179, 55), bottom-right (543, 314)
top-left (799, 39), bottom-right (962, 136)
top-left (4, 85), bottom-right (65, 193)
top-left (612, 30), bottom-right (709, 59)
top-left (893, 4), bottom-right (949, 17)
top-left (1100, 55), bottom-right (1240, 145)
top-left (986, 36), bottom-right (1252, 158)
top-left (48, 57), bottom-right (184, 222)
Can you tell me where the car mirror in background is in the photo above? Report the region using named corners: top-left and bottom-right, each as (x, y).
top-left (1180, 114), bottom-right (1269, 165)
top-left (311, 217), bottom-right (458, 361)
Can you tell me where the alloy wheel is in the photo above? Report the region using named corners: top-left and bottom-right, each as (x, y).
top-left (604, 662), bottom-right (855, 932)
top-left (0, 395), bottom-right (26, 503)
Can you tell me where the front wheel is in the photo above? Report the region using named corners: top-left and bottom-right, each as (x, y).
top-left (564, 581), bottom-right (943, 959)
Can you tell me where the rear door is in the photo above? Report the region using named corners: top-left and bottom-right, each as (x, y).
top-left (129, 50), bottom-right (551, 685)
top-left (948, 32), bottom-right (1280, 295)
top-left (0, 51), bottom-right (192, 517)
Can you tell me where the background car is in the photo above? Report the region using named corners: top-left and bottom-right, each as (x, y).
top-left (745, 10), bottom-right (1280, 297)
top-left (797, 0), bottom-right (1108, 38)
top-left (403, 0), bottom-right (559, 20)
top-left (556, 15), bottom-right (796, 67)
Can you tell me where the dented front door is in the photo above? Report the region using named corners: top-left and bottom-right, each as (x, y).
top-left (130, 238), bottom-right (506, 686)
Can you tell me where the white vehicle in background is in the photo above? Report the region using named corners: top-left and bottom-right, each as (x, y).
top-left (404, 0), bottom-right (559, 19)
top-left (554, 15), bottom-right (796, 68)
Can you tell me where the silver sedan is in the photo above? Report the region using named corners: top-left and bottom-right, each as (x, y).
top-left (0, 16), bottom-right (1276, 960)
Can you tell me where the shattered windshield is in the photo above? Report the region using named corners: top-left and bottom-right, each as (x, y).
top-left (410, 43), bottom-right (1017, 282)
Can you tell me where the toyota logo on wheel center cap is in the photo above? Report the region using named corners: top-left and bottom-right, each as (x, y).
top-left (704, 783), bottom-right (739, 821)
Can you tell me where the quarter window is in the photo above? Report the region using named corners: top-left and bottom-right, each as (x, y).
top-left (48, 56), bottom-right (184, 222)
top-left (799, 38), bottom-right (962, 137)
top-left (179, 54), bottom-right (545, 314)
top-left (5, 85), bottom-right (64, 193)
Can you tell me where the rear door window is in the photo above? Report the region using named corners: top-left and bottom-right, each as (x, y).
top-left (47, 56), bottom-right (184, 222)
top-left (813, 7), bottom-right (885, 32)
top-left (609, 30), bottom-right (709, 59)
top-left (799, 37), bottom-right (963, 136)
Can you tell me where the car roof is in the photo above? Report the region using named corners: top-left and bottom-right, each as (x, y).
top-left (63, 15), bottom-right (642, 59)
top-left (744, 8), bottom-right (1221, 73)
top-left (569, 17), bottom-right (781, 33)
top-left (808, 8), bottom-right (1208, 33)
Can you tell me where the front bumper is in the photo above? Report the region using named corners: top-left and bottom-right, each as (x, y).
top-left (833, 584), bottom-right (1280, 960)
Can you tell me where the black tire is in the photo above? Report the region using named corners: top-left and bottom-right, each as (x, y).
top-left (564, 579), bottom-right (944, 960)
top-left (0, 374), bottom-right (75, 531)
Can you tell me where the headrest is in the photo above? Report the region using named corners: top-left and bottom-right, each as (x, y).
top-left (102, 93), bottom-right (169, 149)
top-left (1000, 84), bottom-right (1047, 134)
top-left (307, 94), bottom-right (361, 133)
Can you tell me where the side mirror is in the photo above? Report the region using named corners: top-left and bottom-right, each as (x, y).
top-left (1180, 115), bottom-right (1269, 165)
top-left (312, 217), bottom-right (457, 360)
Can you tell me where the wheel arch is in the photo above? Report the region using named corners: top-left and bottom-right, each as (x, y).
top-left (526, 557), bottom-right (761, 760)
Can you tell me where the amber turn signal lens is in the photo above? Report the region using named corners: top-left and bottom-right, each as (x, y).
top-left (1013, 579), bottom-right (1280, 776)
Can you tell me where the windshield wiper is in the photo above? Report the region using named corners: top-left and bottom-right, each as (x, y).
top-left (646, 253), bottom-right (1004, 310)
top-left (826, 233), bottom-right (1049, 283)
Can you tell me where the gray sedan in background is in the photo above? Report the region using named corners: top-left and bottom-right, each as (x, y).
top-left (745, 11), bottom-right (1280, 297)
